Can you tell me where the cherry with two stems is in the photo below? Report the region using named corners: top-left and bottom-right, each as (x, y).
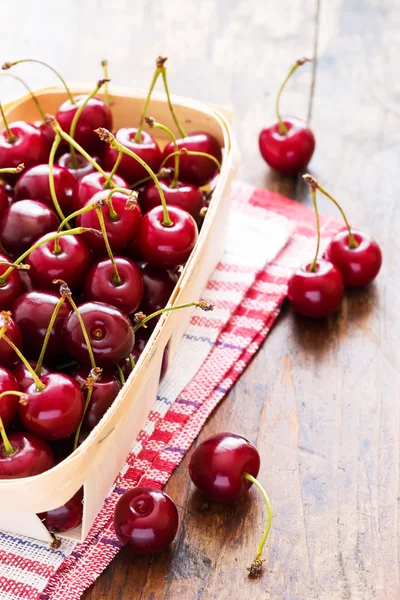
top-left (189, 432), bottom-right (272, 577)
top-left (259, 58), bottom-right (315, 174)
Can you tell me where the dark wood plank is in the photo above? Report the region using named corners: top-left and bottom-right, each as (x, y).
top-left (1, 0), bottom-right (399, 598)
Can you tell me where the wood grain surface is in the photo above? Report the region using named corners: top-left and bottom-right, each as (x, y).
top-left (2, 0), bottom-right (399, 598)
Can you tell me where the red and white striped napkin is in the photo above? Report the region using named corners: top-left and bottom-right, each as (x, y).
top-left (0, 181), bottom-right (341, 600)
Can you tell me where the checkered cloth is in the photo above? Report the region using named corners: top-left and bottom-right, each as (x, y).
top-left (0, 181), bottom-right (341, 600)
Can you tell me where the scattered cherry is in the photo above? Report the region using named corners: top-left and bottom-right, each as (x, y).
top-left (39, 487), bottom-right (83, 533)
top-left (288, 259), bottom-right (344, 318)
top-left (326, 229), bottom-right (382, 288)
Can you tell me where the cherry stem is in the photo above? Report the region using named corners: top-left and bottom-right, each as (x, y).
top-left (160, 66), bottom-right (186, 138)
top-left (69, 79), bottom-right (108, 168)
top-left (95, 208), bottom-right (122, 285)
top-left (0, 416), bottom-right (14, 456)
top-left (146, 117), bottom-right (179, 186)
top-left (0, 260), bottom-right (29, 270)
top-left (1, 333), bottom-right (45, 391)
top-left (309, 188), bottom-right (320, 272)
top-left (0, 72), bottom-right (47, 122)
top-left (243, 472), bottom-right (272, 577)
top-left (0, 164), bottom-right (24, 175)
top-left (116, 363), bottom-right (125, 386)
top-left (104, 152), bottom-right (122, 189)
top-left (101, 60), bottom-right (110, 105)
top-left (105, 186), bottom-right (133, 219)
top-left (66, 294), bottom-right (97, 370)
top-left (73, 366), bottom-right (102, 450)
top-left (3, 59), bottom-right (75, 104)
top-left (310, 180), bottom-right (358, 249)
top-left (159, 149), bottom-right (221, 174)
top-left (133, 301), bottom-right (213, 332)
top-left (35, 296), bottom-right (66, 375)
top-left (135, 65), bottom-right (161, 143)
top-left (95, 128), bottom-right (173, 227)
top-left (57, 203), bottom-right (95, 233)
top-left (0, 227), bottom-right (94, 285)
top-left (49, 133), bottom-right (70, 226)
top-left (0, 102), bottom-right (16, 144)
top-left (276, 57), bottom-right (312, 135)
top-left (129, 353), bottom-right (136, 370)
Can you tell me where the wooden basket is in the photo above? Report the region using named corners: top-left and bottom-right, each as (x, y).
top-left (0, 85), bottom-right (239, 542)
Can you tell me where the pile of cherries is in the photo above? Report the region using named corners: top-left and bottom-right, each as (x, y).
top-left (258, 58), bottom-right (382, 317)
top-left (0, 57), bottom-right (222, 534)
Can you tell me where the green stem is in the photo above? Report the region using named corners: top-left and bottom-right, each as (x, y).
top-left (243, 472), bottom-right (273, 570)
top-left (69, 79), bottom-right (107, 168)
top-left (2, 334), bottom-right (45, 391)
top-left (0, 260), bottom-right (29, 270)
top-left (3, 59), bottom-right (75, 104)
top-left (53, 123), bottom-right (110, 179)
top-left (147, 119), bottom-right (179, 186)
top-left (0, 102), bottom-right (16, 143)
top-left (309, 188), bottom-right (320, 272)
top-left (0, 72), bottom-right (46, 122)
top-left (314, 183), bottom-right (358, 249)
top-left (96, 208), bottom-right (121, 284)
top-left (129, 353), bottom-right (136, 370)
top-left (0, 165), bottom-right (24, 175)
top-left (130, 174), bottom-right (152, 190)
top-left (57, 203), bottom-right (95, 232)
top-left (159, 149), bottom-right (221, 174)
top-left (35, 296), bottom-right (66, 375)
top-left (66, 296), bottom-right (97, 370)
top-left (49, 134), bottom-right (69, 227)
top-left (116, 363), bottom-right (125, 386)
top-left (133, 301), bottom-right (212, 332)
top-left (104, 151), bottom-right (122, 188)
top-left (73, 387), bottom-right (92, 451)
top-left (275, 57), bottom-right (311, 135)
top-left (101, 60), bottom-right (110, 105)
top-left (0, 416), bottom-right (14, 455)
top-left (105, 187), bottom-right (133, 219)
top-left (160, 69), bottom-right (186, 138)
top-left (135, 67), bottom-right (161, 142)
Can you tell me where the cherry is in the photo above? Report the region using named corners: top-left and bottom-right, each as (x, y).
top-left (103, 129), bottom-right (162, 185)
top-left (0, 367), bottom-right (19, 427)
top-left (0, 200), bottom-right (59, 259)
top-left (0, 315), bottom-right (22, 368)
top-left (0, 426), bottom-right (54, 479)
top-left (35, 121), bottom-right (56, 151)
top-left (288, 259), bottom-right (344, 318)
top-left (0, 253), bottom-right (24, 310)
top-left (0, 119), bottom-right (48, 172)
top-left (13, 290), bottom-right (70, 359)
top-left (19, 372), bottom-right (84, 440)
top-left (13, 360), bottom-right (50, 390)
top-left (122, 332), bottom-right (169, 382)
top-left (73, 367), bottom-right (121, 432)
top-left (140, 177), bottom-right (205, 223)
top-left (26, 233), bottom-right (92, 291)
top-left (0, 184), bottom-right (8, 215)
top-left (72, 171), bottom-right (128, 212)
top-left (137, 205), bottom-right (198, 268)
top-left (114, 486), bottom-right (178, 554)
top-left (39, 487), bottom-right (83, 533)
top-left (162, 133), bottom-right (222, 187)
top-left (139, 264), bottom-right (177, 329)
top-left (15, 164), bottom-right (76, 215)
top-left (63, 301), bottom-right (135, 366)
top-left (259, 58), bottom-right (315, 174)
top-left (84, 256), bottom-right (144, 315)
top-left (57, 152), bottom-right (99, 182)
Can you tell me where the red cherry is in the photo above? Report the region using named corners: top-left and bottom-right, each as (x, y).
top-left (103, 129), bottom-right (162, 185)
top-left (0, 431), bottom-right (54, 479)
top-left (259, 117), bottom-right (315, 174)
top-left (34, 121), bottom-right (56, 151)
top-left (39, 487), bottom-right (83, 533)
top-left (0, 316), bottom-right (22, 368)
top-left (189, 432), bottom-right (260, 502)
top-left (138, 264), bottom-right (177, 330)
top-left (114, 486), bottom-right (178, 554)
top-left (57, 153), bottom-right (99, 181)
top-left (287, 259), bottom-right (344, 318)
top-left (0, 252), bottom-right (23, 309)
top-left (77, 191), bottom-right (142, 253)
top-left (162, 132), bottom-right (222, 187)
top-left (72, 171), bottom-right (129, 212)
top-left (19, 372), bottom-right (84, 440)
top-left (56, 96), bottom-right (112, 154)
top-left (13, 290), bottom-right (70, 359)
top-left (325, 229), bottom-right (382, 288)
top-left (0, 121), bottom-right (48, 171)
top-left (14, 164), bottom-right (76, 214)
top-left (0, 200), bottom-right (59, 259)
top-left (0, 185), bottom-right (8, 216)
top-left (84, 257), bottom-right (144, 314)
top-left (140, 178), bottom-right (205, 222)
top-left (63, 301), bottom-right (135, 366)
top-left (26, 233), bottom-right (92, 291)
top-left (73, 367), bottom-right (121, 432)
top-left (0, 367), bottom-right (19, 427)
top-left (137, 205), bottom-right (198, 268)
top-left (13, 360), bottom-right (50, 390)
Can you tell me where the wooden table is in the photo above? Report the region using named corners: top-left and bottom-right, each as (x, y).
top-left (3, 0), bottom-right (398, 598)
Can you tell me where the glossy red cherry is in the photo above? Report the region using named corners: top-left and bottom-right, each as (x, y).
top-left (56, 95), bottom-right (112, 154)
top-left (13, 290), bottom-right (70, 358)
top-left (26, 233), bottom-right (92, 291)
top-left (84, 257), bottom-right (144, 315)
top-left (259, 117), bottom-right (315, 174)
top-left (39, 487), bottom-right (83, 533)
top-left (63, 301), bottom-right (135, 366)
top-left (15, 164), bottom-right (76, 214)
top-left (73, 367), bottom-right (121, 432)
top-left (139, 264), bottom-right (177, 330)
top-left (0, 252), bottom-right (24, 309)
top-left (137, 205), bottom-right (198, 268)
top-left (103, 129), bottom-right (162, 185)
top-left (19, 372), bottom-right (84, 440)
top-left (57, 153), bottom-right (98, 181)
top-left (0, 121), bottom-right (48, 171)
top-left (140, 178), bottom-right (205, 222)
top-left (162, 132), bottom-right (222, 187)
top-left (0, 366), bottom-right (19, 427)
top-left (77, 191), bottom-right (142, 253)
top-left (34, 121), bottom-right (56, 151)
top-left (114, 486), bottom-right (178, 554)
top-left (13, 360), bottom-right (50, 390)
top-left (0, 431), bottom-right (54, 479)
top-left (287, 259), bottom-right (344, 318)
top-left (0, 185), bottom-right (8, 215)
top-left (325, 229), bottom-right (382, 288)
top-left (72, 171), bottom-right (129, 212)
top-left (0, 200), bottom-right (59, 259)
top-left (189, 432), bottom-right (260, 502)
top-left (0, 316), bottom-right (22, 369)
